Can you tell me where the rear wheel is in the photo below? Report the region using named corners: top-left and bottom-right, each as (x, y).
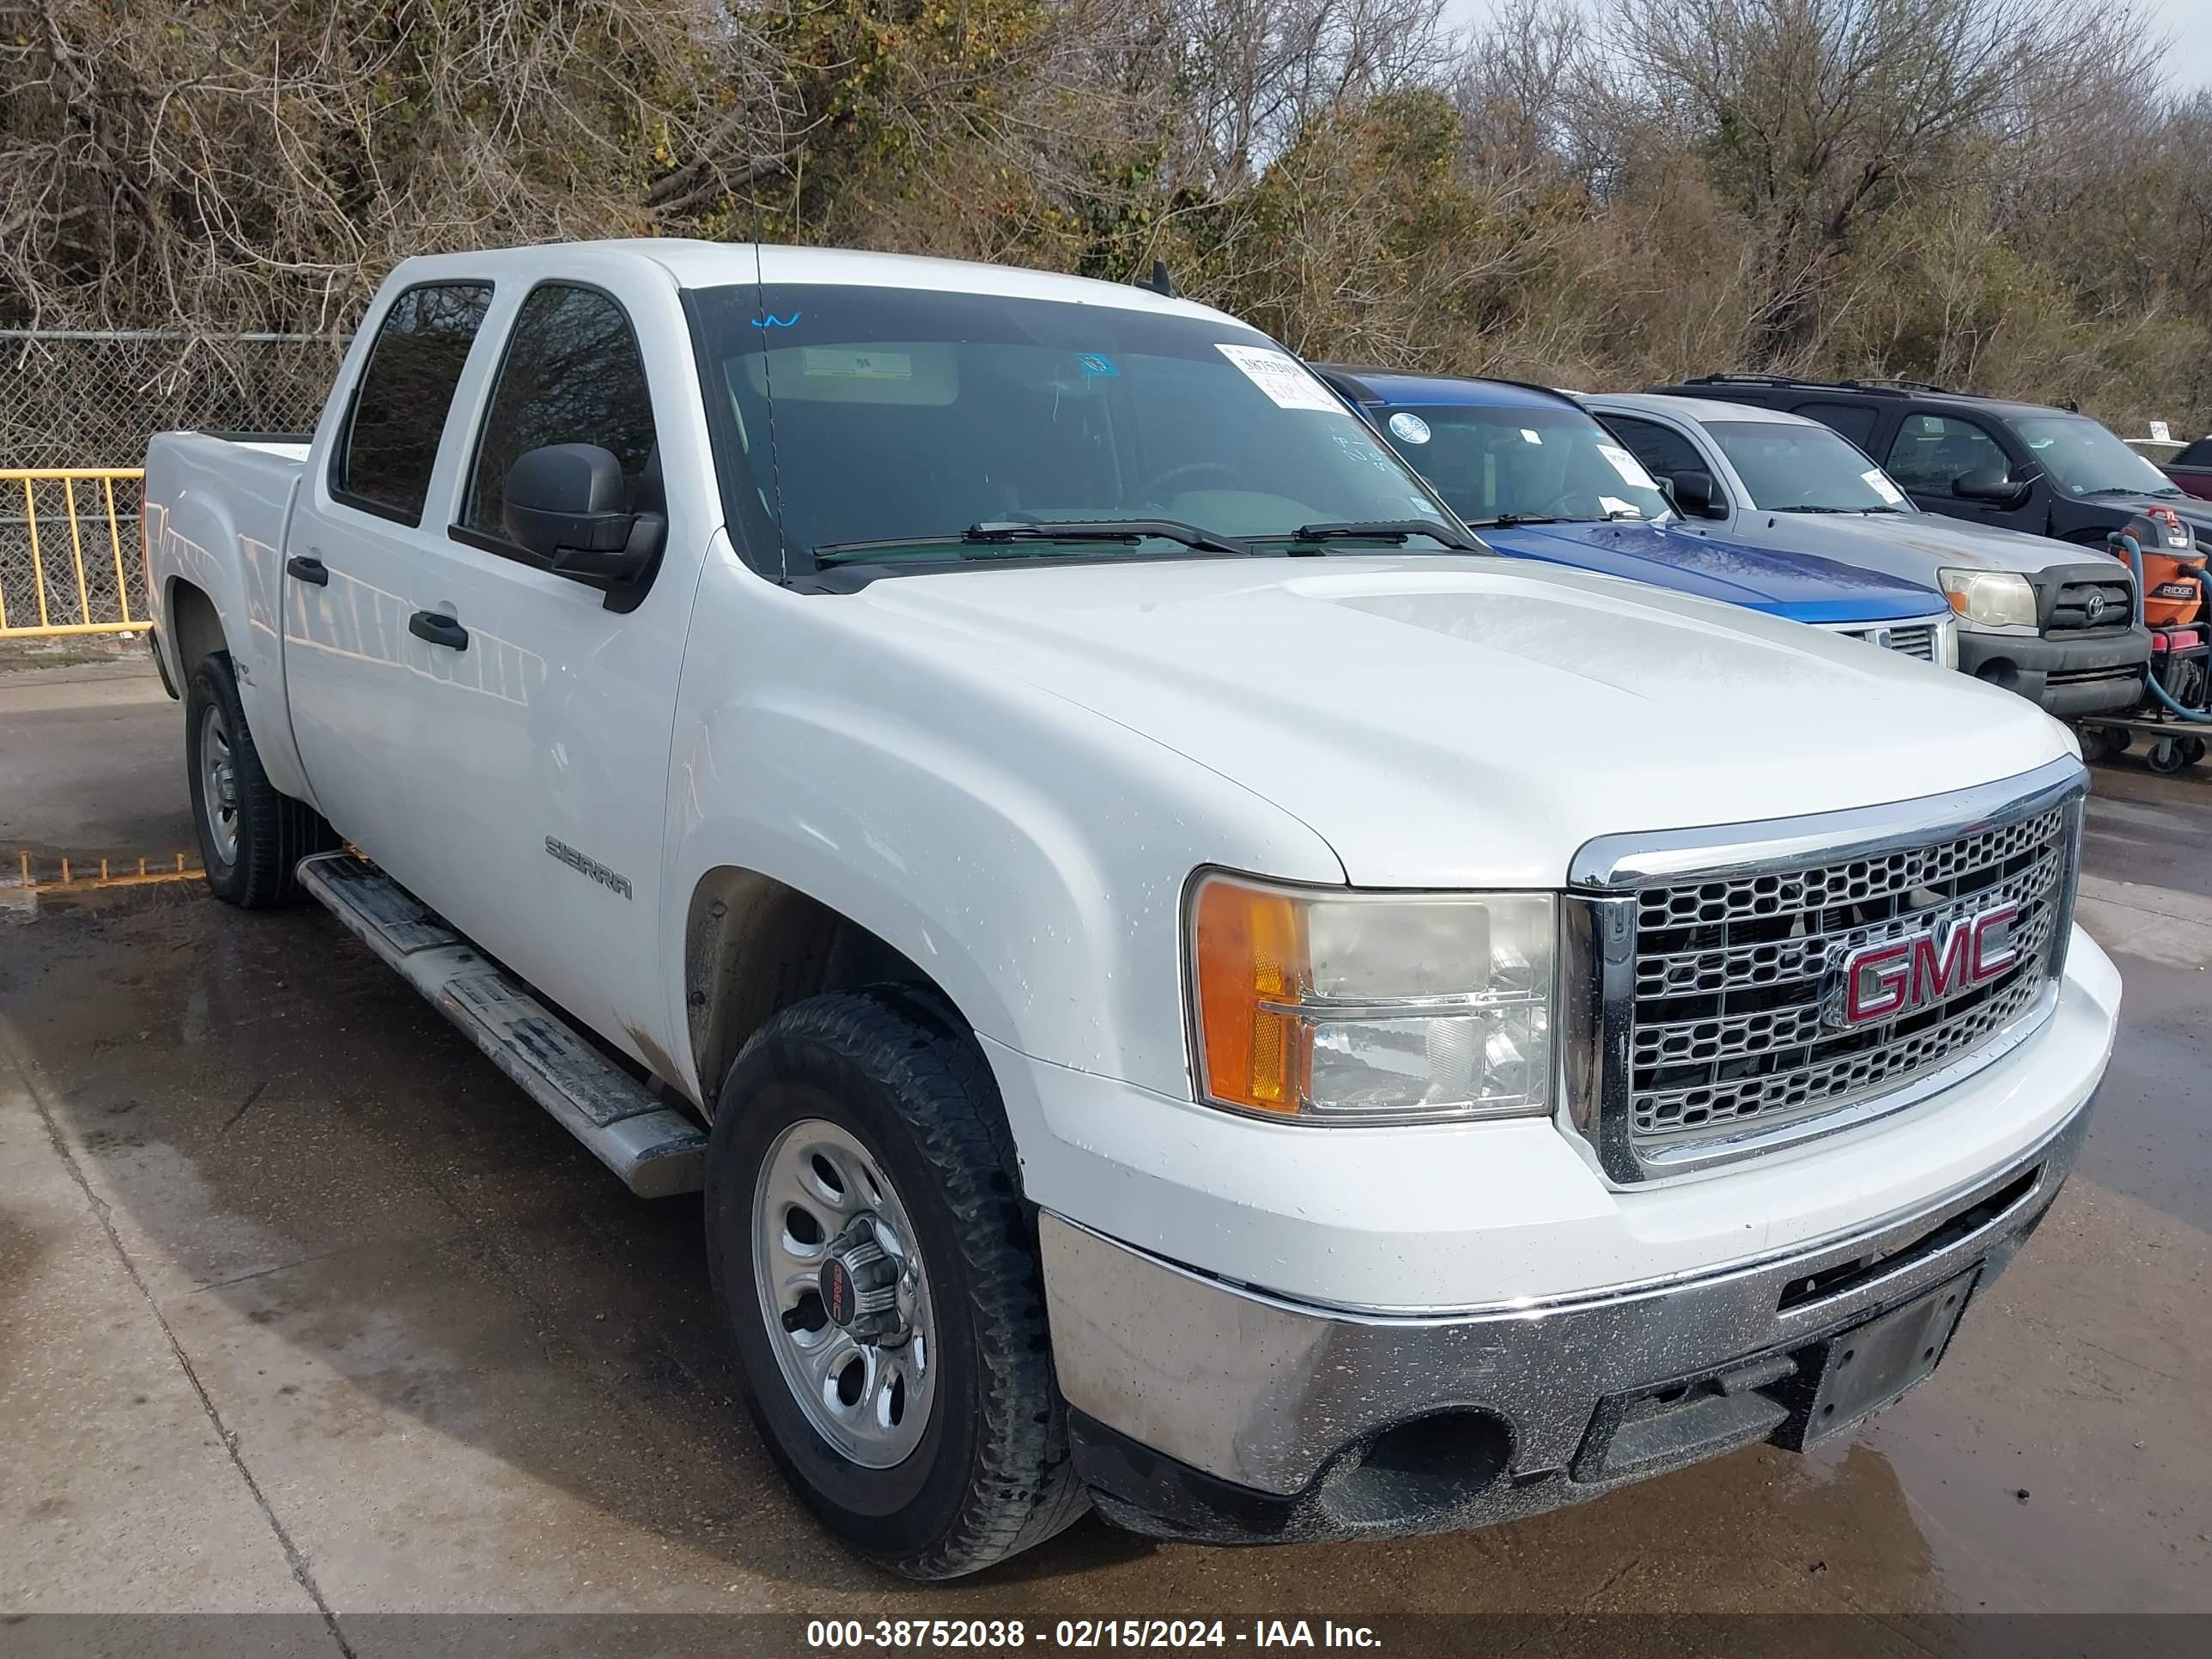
top-left (705, 988), bottom-right (1087, 1578)
top-left (186, 652), bottom-right (336, 908)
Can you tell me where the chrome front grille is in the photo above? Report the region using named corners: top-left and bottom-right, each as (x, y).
top-left (1563, 760), bottom-right (2087, 1181)
top-left (1835, 622), bottom-right (1938, 659)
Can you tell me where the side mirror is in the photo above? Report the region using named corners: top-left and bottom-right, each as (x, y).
top-left (1953, 466), bottom-right (2028, 507)
top-left (1665, 468), bottom-right (1724, 518)
top-left (503, 443), bottom-right (664, 585)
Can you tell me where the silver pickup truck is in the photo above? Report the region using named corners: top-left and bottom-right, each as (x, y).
top-left (1587, 393), bottom-right (2150, 718)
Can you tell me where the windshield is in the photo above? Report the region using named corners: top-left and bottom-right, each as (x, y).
top-left (1370, 402), bottom-right (1670, 525)
top-left (1706, 421), bottom-right (1911, 513)
top-left (2014, 414), bottom-right (2183, 499)
top-left (687, 283), bottom-right (1465, 569)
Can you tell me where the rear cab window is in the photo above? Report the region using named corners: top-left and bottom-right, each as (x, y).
top-left (684, 284), bottom-right (1463, 579)
top-left (332, 283), bottom-right (494, 524)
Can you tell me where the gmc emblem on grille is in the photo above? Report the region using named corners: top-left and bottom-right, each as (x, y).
top-left (1829, 904), bottom-right (2021, 1029)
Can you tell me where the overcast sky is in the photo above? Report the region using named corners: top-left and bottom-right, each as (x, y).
top-left (1443, 0), bottom-right (2212, 90)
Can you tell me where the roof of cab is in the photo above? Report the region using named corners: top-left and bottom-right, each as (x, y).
top-left (1316, 365), bottom-right (1583, 411)
top-left (392, 238), bottom-right (1237, 324)
top-left (1581, 391), bottom-right (1811, 426)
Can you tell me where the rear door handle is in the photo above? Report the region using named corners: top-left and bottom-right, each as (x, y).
top-left (408, 610), bottom-right (469, 652)
top-left (285, 556), bottom-right (329, 586)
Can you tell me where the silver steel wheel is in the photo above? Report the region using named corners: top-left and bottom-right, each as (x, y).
top-left (198, 702), bottom-right (241, 867)
top-left (752, 1118), bottom-right (938, 1468)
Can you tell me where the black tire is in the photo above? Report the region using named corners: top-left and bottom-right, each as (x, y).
top-left (2147, 739), bottom-right (2187, 775)
top-left (185, 651), bottom-right (337, 908)
top-left (705, 987), bottom-right (1088, 1578)
top-left (2183, 737), bottom-right (2208, 767)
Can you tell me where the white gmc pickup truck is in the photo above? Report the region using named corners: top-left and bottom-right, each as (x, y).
top-left (144, 240), bottom-right (2119, 1578)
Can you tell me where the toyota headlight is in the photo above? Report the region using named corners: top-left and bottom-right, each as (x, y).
top-left (1187, 873), bottom-right (1553, 1123)
top-left (1938, 568), bottom-right (2038, 632)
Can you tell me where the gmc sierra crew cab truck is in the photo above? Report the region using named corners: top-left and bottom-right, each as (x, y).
top-left (144, 240), bottom-right (2119, 1579)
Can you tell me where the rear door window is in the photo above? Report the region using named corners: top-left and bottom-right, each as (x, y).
top-left (1883, 413), bottom-right (2009, 495)
top-left (334, 283), bottom-right (493, 524)
top-left (1792, 401), bottom-right (1881, 451)
top-left (461, 284), bottom-right (659, 562)
top-left (2176, 438), bottom-right (2212, 468)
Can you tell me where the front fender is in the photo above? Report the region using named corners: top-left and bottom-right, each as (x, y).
top-left (660, 552), bottom-right (1345, 1108)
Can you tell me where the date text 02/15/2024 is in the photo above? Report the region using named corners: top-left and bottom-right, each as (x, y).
top-left (805, 1620), bottom-right (1382, 1649)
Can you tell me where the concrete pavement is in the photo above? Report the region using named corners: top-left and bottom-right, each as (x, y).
top-left (2, 657), bottom-right (2207, 1630)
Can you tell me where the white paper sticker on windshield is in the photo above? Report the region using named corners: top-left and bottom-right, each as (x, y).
top-left (801, 347), bottom-right (912, 380)
top-left (1596, 444), bottom-right (1658, 489)
top-left (1215, 344), bottom-right (1346, 413)
top-left (1862, 469), bottom-right (1905, 504)
top-left (1388, 411), bottom-right (1432, 444)
top-left (1521, 428), bottom-right (1543, 445)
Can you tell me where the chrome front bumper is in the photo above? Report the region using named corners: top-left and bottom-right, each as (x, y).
top-left (1042, 1088), bottom-right (2095, 1542)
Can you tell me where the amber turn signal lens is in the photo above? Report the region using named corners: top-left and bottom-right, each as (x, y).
top-left (1192, 878), bottom-right (1308, 1112)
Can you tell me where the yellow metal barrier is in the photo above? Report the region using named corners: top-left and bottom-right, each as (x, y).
top-left (0, 467), bottom-right (149, 638)
top-left (8, 850), bottom-right (201, 895)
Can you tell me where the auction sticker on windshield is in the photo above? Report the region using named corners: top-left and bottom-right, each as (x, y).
top-left (1389, 411), bottom-right (1432, 444)
top-left (1863, 469), bottom-right (1905, 505)
top-left (1598, 444), bottom-right (1659, 489)
top-left (1216, 343), bottom-right (1346, 413)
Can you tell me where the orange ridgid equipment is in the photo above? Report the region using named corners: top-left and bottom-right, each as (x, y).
top-left (2084, 529), bottom-right (2210, 774)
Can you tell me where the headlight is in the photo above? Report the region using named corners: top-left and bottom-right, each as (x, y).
top-left (1187, 872), bottom-right (1553, 1124)
top-left (1937, 568), bottom-right (2038, 631)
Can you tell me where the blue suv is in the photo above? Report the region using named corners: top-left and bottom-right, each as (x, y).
top-left (1314, 367), bottom-right (1959, 666)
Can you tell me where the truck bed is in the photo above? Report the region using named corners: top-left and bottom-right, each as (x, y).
top-left (143, 427), bottom-right (319, 799)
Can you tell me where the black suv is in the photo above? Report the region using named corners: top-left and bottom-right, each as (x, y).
top-left (1650, 376), bottom-right (2210, 562)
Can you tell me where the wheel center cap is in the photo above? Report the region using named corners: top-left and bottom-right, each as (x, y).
top-left (819, 1256), bottom-right (858, 1328)
top-left (817, 1218), bottom-right (903, 1344)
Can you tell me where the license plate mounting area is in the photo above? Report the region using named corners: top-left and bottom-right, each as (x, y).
top-left (1775, 1267), bottom-right (1981, 1451)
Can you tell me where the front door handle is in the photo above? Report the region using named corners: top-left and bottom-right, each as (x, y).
top-left (285, 556), bottom-right (329, 586)
top-left (408, 610), bottom-right (470, 652)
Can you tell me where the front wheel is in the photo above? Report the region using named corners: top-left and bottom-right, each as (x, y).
top-left (705, 988), bottom-right (1087, 1578)
top-left (185, 651), bottom-right (335, 908)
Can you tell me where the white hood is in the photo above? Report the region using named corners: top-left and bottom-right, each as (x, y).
top-left (860, 556), bottom-right (2075, 887)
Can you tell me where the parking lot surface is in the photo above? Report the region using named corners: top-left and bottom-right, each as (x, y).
top-left (3, 657), bottom-right (2207, 1626)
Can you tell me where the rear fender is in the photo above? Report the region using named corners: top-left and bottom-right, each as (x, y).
top-left (144, 438), bottom-right (314, 802)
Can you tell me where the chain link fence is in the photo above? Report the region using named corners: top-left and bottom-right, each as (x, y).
top-left (0, 330), bottom-right (349, 635)
top-left (0, 329), bottom-right (350, 469)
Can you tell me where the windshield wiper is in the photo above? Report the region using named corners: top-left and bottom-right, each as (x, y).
top-left (963, 519), bottom-right (1255, 556)
top-left (1285, 519), bottom-right (1484, 550)
top-left (1458, 513), bottom-right (1564, 532)
top-left (1772, 505), bottom-right (1850, 514)
top-left (811, 520), bottom-right (1253, 565)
